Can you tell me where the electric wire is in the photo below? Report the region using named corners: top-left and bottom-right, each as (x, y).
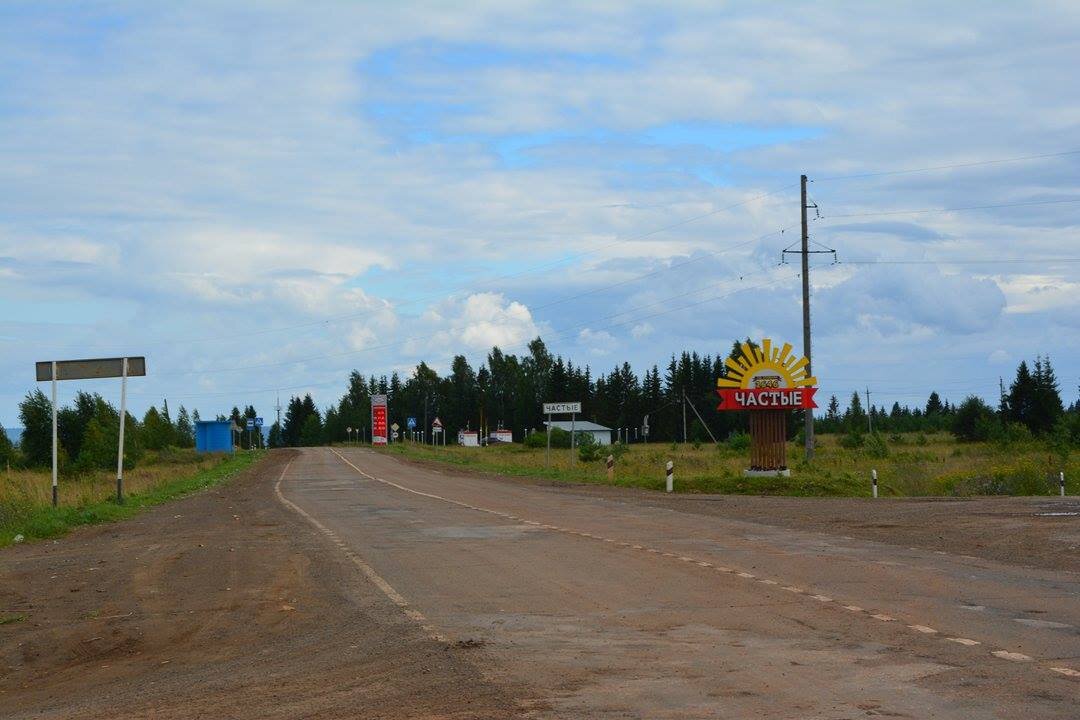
top-left (820, 197), bottom-right (1080, 220)
top-left (813, 149), bottom-right (1080, 182)
top-left (131, 269), bottom-right (798, 398)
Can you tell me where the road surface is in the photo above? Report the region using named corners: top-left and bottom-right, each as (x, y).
top-left (2, 447), bottom-right (1077, 718)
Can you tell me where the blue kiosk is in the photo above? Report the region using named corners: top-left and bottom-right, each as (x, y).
top-left (195, 420), bottom-right (234, 453)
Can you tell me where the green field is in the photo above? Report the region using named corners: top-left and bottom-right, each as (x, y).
top-left (0, 448), bottom-right (263, 547)
top-left (380, 433), bottom-right (1077, 497)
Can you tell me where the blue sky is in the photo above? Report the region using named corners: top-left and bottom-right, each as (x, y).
top-left (1, 1), bottom-right (1079, 425)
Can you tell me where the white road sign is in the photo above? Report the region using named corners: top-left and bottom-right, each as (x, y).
top-left (543, 402), bottom-right (581, 414)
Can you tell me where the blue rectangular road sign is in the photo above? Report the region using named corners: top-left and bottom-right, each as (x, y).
top-left (246, 418), bottom-right (255, 429)
top-left (407, 417), bottom-right (417, 429)
top-left (254, 417), bottom-right (264, 427)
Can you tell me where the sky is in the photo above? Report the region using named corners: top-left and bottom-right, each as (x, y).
top-left (1, 1), bottom-right (1079, 426)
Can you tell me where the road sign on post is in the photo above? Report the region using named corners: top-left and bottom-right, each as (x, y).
top-left (371, 395), bottom-right (388, 446)
top-left (542, 401), bottom-right (582, 468)
top-left (36, 356), bottom-right (146, 506)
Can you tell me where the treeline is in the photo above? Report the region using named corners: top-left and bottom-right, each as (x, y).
top-left (4, 390), bottom-right (203, 472)
top-left (818, 356), bottom-right (1080, 445)
top-left (270, 337), bottom-right (807, 447)
top-left (269, 340), bottom-right (1079, 450)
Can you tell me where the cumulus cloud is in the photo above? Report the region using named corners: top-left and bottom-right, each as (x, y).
top-left (0, 2), bottom-right (1078, 420)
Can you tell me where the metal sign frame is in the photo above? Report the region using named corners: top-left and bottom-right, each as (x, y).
top-left (543, 401), bottom-right (581, 468)
top-left (36, 356), bottom-right (145, 507)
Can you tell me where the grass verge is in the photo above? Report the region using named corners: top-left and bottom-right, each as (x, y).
top-left (378, 434), bottom-right (1077, 497)
top-left (0, 450), bottom-right (263, 548)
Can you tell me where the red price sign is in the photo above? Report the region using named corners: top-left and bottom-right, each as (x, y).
top-left (371, 395), bottom-right (388, 445)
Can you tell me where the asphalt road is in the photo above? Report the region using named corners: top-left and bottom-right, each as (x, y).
top-left (274, 447), bottom-right (1079, 718)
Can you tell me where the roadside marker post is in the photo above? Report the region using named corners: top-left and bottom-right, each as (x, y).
top-left (872, 469), bottom-right (878, 499)
top-left (606, 454), bottom-right (614, 481)
top-left (666, 460), bottom-right (674, 493)
top-left (1061, 471), bottom-right (1066, 497)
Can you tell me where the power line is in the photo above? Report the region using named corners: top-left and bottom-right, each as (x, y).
top-left (131, 269), bottom-right (798, 398)
top-left (150, 232), bottom-right (794, 382)
top-left (814, 149), bottom-right (1080, 182)
top-left (7, 184), bottom-right (797, 352)
top-left (821, 197), bottom-right (1080, 220)
top-left (839, 258), bottom-right (1080, 266)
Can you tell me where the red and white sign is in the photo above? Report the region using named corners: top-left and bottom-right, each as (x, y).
top-left (371, 394), bottom-right (388, 445)
top-left (458, 430), bottom-right (479, 447)
top-left (716, 387), bottom-right (818, 411)
top-left (488, 430), bottom-right (513, 443)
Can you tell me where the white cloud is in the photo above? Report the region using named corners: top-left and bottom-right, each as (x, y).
top-left (578, 328), bottom-right (616, 355)
top-left (0, 2), bottom-right (1078, 421)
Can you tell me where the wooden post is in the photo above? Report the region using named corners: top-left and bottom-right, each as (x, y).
top-left (749, 411), bottom-right (787, 471)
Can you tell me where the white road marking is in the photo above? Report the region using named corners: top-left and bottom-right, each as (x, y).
top-left (328, 449), bottom-right (1057, 678)
top-left (947, 637), bottom-right (981, 646)
top-left (274, 459), bottom-right (448, 644)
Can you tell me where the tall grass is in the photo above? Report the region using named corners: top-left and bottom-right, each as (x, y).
top-left (0, 448), bottom-right (261, 546)
top-left (381, 433), bottom-right (1078, 497)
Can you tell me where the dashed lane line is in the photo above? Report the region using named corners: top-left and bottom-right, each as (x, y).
top-left (328, 449), bottom-right (1078, 681)
top-left (274, 459), bottom-right (448, 644)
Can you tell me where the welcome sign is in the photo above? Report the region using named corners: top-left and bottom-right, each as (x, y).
top-left (716, 339), bottom-right (817, 411)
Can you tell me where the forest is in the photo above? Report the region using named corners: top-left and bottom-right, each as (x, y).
top-left (3, 338), bottom-right (1077, 470)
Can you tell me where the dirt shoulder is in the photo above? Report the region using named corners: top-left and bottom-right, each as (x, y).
top-left (390, 452), bottom-right (1080, 574)
top-left (0, 449), bottom-right (519, 720)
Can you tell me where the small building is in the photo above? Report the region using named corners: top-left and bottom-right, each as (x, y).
top-left (544, 420), bottom-right (612, 446)
top-left (195, 420), bottom-right (234, 453)
top-left (488, 430), bottom-right (513, 444)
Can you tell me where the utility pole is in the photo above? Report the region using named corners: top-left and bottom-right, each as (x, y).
top-left (682, 391), bottom-right (688, 444)
top-left (274, 392), bottom-right (282, 427)
top-left (866, 387), bottom-right (872, 434)
top-left (800, 174), bottom-right (814, 461)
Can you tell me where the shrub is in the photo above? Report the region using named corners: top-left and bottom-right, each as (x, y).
top-left (915, 433), bottom-right (929, 446)
top-left (840, 429), bottom-right (865, 449)
top-left (610, 442), bottom-right (628, 460)
top-left (726, 432), bottom-right (751, 451)
top-left (990, 421), bottom-right (1032, 448)
top-left (577, 432), bottom-right (601, 462)
top-left (952, 396), bottom-right (997, 442)
top-left (864, 432), bottom-right (889, 458)
top-left (524, 427), bottom-right (571, 449)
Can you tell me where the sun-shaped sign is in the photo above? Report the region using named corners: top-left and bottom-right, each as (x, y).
top-left (716, 338), bottom-right (818, 410)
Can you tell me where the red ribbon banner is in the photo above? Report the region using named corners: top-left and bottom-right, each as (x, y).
top-left (716, 387), bottom-right (818, 411)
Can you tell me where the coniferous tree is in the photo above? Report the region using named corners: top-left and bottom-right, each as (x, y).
top-left (1030, 356), bottom-right (1064, 435)
top-left (1006, 361), bottom-right (1036, 430)
top-left (176, 406), bottom-right (195, 448)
